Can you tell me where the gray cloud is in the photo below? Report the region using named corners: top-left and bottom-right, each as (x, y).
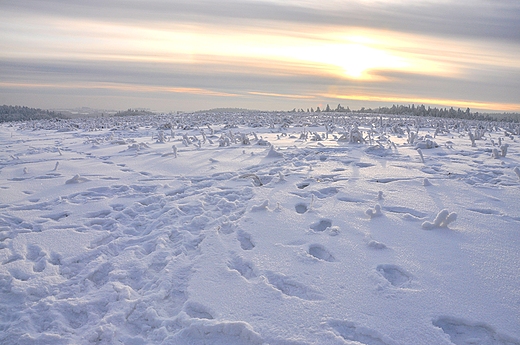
top-left (2, 55), bottom-right (518, 110)
top-left (2, 0), bottom-right (520, 111)
top-left (3, 0), bottom-right (520, 43)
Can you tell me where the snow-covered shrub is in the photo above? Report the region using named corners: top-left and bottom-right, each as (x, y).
top-left (366, 204), bottom-right (382, 219)
top-left (266, 146), bottom-right (283, 158)
top-left (417, 148), bottom-right (425, 163)
top-left (513, 167), bottom-right (520, 179)
top-left (310, 132), bottom-right (323, 141)
top-left (468, 132), bottom-right (476, 147)
top-left (251, 200), bottom-right (269, 211)
top-left (422, 209), bottom-right (457, 229)
top-left (156, 130), bottom-right (166, 143)
top-left (349, 125), bottom-right (365, 144)
top-left (65, 174), bottom-right (89, 184)
top-left (240, 134), bottom-right (250, 145)
top-left (218, 134), bottom-right (230, 147)
top-left (406, 126), bottom-right (417, 145)
top-left (500, 144), bottom-right (509, 157)
top-left (416, 139), bottom-right (438, 149)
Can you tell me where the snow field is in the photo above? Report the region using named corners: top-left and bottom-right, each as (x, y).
top-left (1, 113), bottom-right (519, 344)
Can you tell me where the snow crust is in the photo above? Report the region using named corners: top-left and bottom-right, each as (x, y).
top-left (1, 113), bottom-right (519, 344)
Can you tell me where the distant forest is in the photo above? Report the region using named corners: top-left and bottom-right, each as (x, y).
top-left (1, 104), bottom-right (519, 123)
top-left (291, 104), bottom-right (519, 121)
top-left (0, 105), bottom-right (67, 123)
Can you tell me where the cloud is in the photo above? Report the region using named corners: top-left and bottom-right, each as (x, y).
top-left (248, 91), bottom-right (315, 99)
top-left (3, 0), bottom-right (520, 42)
top-left (1, 0), bottom-right (519, 112)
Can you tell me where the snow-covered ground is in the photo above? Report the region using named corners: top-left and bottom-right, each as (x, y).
top-left (1, 112), bottom-right (519, 345)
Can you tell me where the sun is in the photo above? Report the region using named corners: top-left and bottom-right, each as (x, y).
top-left (275, 40), bottom-right (410, 80)
top-left (323, 43), bottom-right (409, 79)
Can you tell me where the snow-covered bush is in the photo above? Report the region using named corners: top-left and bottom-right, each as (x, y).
top-left (266, 146), bottom-right (283, 158)
top-left (491, 148), bottom-right (501, 159)
top-left (417, 148), bottom-right (425, 163)
top-left (500, 144), bottom-right (509, 157)
top-left (366, 204), bottom-right (382, 219)
top-left (416, 139), bottom-right (438, 149)
top-left (156, 130), bottom-right (166, 143)
top-left (514, 167), bottom-right (520, 179)
top-left (422, 210), bottom-right (457, 229)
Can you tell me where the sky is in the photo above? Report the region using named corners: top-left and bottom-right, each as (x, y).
top-left (1, 0), bottom-right (520, 113)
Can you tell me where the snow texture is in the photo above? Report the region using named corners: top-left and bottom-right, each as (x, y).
top-left (1, 112), bottom-right (519, 344)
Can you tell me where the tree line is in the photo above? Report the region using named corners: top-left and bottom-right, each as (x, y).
top-left (0, 105), bottom-right (67, 123)
top-left (290, 103), bottom-right (519, 121)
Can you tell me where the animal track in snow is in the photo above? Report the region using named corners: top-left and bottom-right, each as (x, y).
top-left (310, 219), bottom-right (332, 232)
top-left (237, 230), bottom-right (255, 250)
top-left (327, 320), bottom-right (398, 345)
top-left (432, 317), bottom-right (520, 345)
top-left (295, 203), bottom-right (308, 214)
top-left (376, 264), bottom-right (412, 288)
top-left (308, 244), bottom-right (335, 262)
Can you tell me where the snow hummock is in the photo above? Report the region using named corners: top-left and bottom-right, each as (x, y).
top-left (1, 112), bottom-right (519, 344)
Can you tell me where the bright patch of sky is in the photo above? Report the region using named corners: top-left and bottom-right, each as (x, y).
top-left (1, 0), bottom-right (519, 112)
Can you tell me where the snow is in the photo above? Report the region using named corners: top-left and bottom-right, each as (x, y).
top-left (1, 113), bottom-right (519, 344)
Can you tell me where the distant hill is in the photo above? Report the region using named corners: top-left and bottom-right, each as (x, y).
top-left (0, 105), bottom-right (68, 123)
top-left (194, 108), bottom-right (262, 113)
top-left (113, 109), bottom-right (156, 117)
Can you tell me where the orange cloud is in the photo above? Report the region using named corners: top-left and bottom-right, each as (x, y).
top-left (248, 91), bottom-right (315, 99)
top-left (0, 82), bottom-right (237, 97)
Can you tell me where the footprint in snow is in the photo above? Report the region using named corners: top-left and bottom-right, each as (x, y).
top-left (308, 244), bottom-right (335, 262)
top-left (183, 301), bottom-right (215, 320)
top-left (327, 319), bottom-right (399, 345)
top-left (265, 271), bottom-right (324, 300)
top-left (86, 209), bottom-right (112, 218)
top-left (87, 262), bottom-right (113, 288)
top-left (228, 255), bottom-right (257, 279)
top-left (366, 240), bottom-right (387, 250)
top-left (311, 187), bottom-right (339, 199)
top-left (432, 317), bottom-right (520, 345)
top-left (26, 244), bottom-right (47, 272)
top-left (297, 180), bottom-right (311, 189)
top-left (295, 203), bottom-right (308, 214)
top-left (310, 219), bottom-right (332, 232)
top-left (171, 320), bottom-right (263, 345)
top-left (376, 264), bottom-right (412, 288)
top-left (237, 230), bottom-right (255, 250)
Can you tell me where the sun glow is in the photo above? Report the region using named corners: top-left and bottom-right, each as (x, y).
top-left (297, 43), bottom-right (410, 79)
